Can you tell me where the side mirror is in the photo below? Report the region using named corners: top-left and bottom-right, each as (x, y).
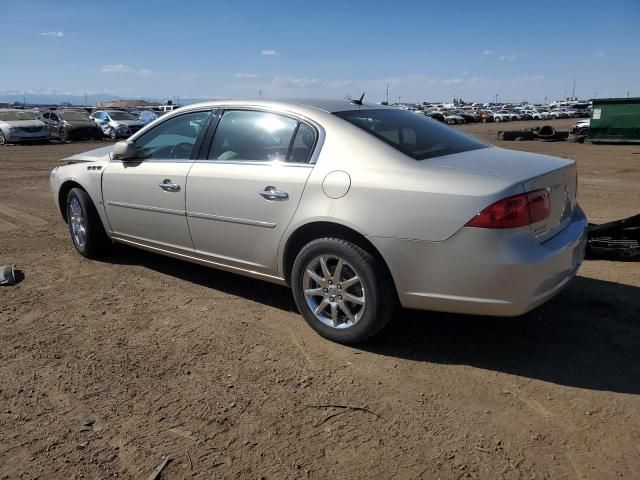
top-left (113, 141), bottom-right (138, 160)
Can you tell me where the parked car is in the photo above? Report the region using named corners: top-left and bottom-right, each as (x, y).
top-left (442, 111), bottom-right (465, 125)
top-left (570, 119), bottom-right (590, 136)
top-left (426, 112), bottom-right (446, 123)
top-left (49, 99), bottom-right (587, 344)
top-left (39, 109), bottom-right (103, 141)
top-left (0, 109), bottom-right (49, 144)
top-left (491, 111), bottom-right (511, 122)
top-left (136, 110), bottom-right (164, 125)
top-left (90, 110), bottom-right (144, 139)
top-left (479, 111), bottom-right (495, 123)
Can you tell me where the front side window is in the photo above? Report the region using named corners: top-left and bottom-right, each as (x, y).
top-left (133, 110), bottom-right (213, 160)
top-left (334, 109), bottom-right (487, 160)
top-left (208, 110), bottom-right (299, 162)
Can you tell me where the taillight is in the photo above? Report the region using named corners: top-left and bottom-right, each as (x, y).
top-left (466, 189), bottom-right (551, 229)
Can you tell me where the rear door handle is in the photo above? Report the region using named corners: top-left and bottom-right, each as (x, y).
top-left (259, 186), bottom-right (289, 201)
top-left (158, 179), bottom-right (181, 192)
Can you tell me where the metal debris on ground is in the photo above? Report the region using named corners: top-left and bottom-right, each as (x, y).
top-left (587, 214), bottom-right (640, 261)
top-left (497, 125), bottom-right (569, 142)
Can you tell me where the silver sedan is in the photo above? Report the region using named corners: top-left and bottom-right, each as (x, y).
top-left (50, 99), bottom-right (587, 343)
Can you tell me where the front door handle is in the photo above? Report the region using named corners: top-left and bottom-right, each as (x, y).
top-left (259, 186), bottom-right (289, 201)
top-left (158, 179), bottom-right (181, 192)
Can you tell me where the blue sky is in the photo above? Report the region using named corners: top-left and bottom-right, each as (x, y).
top-left (3, 0), bottom-right (639, 103)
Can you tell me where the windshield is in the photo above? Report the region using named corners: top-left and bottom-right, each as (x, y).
top-left (0, 111), bottom-right (38, 121)
top-left (60, 111), bottom-right (91, 121)
top-left (108, 111), bottom-right (136, 121)
top-left (334, 109), bottom-right (487, 161)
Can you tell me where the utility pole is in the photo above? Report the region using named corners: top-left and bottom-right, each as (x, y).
top-left (627, 90), bottom-right (630, 98)
top-left (23, 95), bottom-right (26, 107)
top-left (386, 83), bottom-right (390, 104)
top-left (495, 94), bottom-right (498, 105)
top-left (571, 80), bottom-right (576, 99)
top-left (84, 92), bottom-right (88, 106)
top-left (397, 96), bottom-right (401, 104)
top-left (259, 89), bottom-right (262, 98)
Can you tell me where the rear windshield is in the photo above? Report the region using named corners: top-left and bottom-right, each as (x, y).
top-left (0, 111), bottom-right (37, 121)
top-left (334, 109), bottom-right (487, 160)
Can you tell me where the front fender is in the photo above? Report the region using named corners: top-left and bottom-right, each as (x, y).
top-left (50, 162), bottom-right (112, 235)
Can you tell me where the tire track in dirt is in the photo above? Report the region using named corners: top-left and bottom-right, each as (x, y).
top-left (0, 203), bottom-right (49, 228)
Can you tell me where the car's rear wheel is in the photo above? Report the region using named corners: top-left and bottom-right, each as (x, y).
top-left (291, 238), bottom-right (396, 344)
top-left (109, 128), bottom-right (118, 140)
top-left (66, 188), bottom-right (110, 258)
top-left (0, 131), bottom-right (6, 145)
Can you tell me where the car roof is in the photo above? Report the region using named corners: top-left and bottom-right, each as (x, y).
top-left (185, 98), bottom-right (394, 114)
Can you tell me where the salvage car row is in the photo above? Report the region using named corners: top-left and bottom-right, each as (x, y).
top-left (398, 102), bottom-right (591, 125)
top-left (0, 107), bottom-right (165, 144)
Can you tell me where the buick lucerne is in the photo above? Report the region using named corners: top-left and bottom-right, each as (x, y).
top-left (50, 99), bottom-right (587, 343)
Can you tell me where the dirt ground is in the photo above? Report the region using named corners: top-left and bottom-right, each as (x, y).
top-left (0, 119), bottom-right (639, 479)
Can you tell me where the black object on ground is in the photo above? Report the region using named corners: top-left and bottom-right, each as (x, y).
top-left (587, 214), bottom-right (640, 261)
top-left (0, 265), bottom-right (17, 286)
top-left (498, 125), bottom-right (569, 142)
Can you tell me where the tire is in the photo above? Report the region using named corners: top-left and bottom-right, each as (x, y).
top-left (291, 238), bottom-right (397, 344)
top-left (109, 128), bottom-right (118, 140)
top-left (66, 188), bottom-right (110, 258)
top-left (59, 128), bottom-right (69, 142)
top-left (0, 130), bottom-right (6, 145)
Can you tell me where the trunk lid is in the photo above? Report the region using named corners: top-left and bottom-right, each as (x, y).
top-left (422, 146), bottom-right (577, 241)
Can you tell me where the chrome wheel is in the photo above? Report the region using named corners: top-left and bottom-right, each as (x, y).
top-left (303, 255), bottom-right (366, 329)
top-left (69, 196), bottom-right (87, 249)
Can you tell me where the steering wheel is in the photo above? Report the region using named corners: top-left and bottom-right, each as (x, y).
top-left (169, 142), bottom-right (193, 159)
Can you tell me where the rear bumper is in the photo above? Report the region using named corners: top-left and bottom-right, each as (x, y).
top-left (369, 205), bottom-right (588, 317)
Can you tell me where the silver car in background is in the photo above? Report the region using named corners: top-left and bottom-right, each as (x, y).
top-left (49, 99), bottom-right (587, 344)
top-left (0, 109), bottom-right (50, 144)
top-left (89, 110), bottom-right (145, 139)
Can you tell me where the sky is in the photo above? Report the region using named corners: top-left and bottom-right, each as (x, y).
top-left (2, 0), bottom-right (640, 104)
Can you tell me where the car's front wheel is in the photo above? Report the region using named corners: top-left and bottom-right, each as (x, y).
top-left (66, 188), bottom-right (110, 258)
top-left (59, 128), bottom-right (69, 142)
top-left (0, 131), bottom-right (6, 145)
top-left (291, 238), bottom-right (396, 344)
top-left (109, 128), bottom-right (118, 140)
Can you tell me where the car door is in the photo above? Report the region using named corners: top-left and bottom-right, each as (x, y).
top-left (102, 109), bottom-right (215, 253)
top-left (186, 109), bottom-right (317, 276)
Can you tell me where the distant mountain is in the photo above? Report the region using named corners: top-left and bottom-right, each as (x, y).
top-left (0, 91), bottom-right (214, 107)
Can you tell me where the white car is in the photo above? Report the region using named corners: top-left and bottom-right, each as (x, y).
top-left (491, 111), bottom-right (511, 122)
top-left (0, 109), bottom-right (50, 144)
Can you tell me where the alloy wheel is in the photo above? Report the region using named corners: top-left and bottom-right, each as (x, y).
top-left (69, 196), bottom-right (87, 249)
top-left (303, 255), bottom-right (366, 329)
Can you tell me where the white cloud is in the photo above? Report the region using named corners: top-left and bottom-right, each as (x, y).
top-left (499, 54), bottom-right (518, 62)
top-left (234, 73), bottom-right (259, 79)
top-left (40, 31), bottom-right (64, 37)
top-left (482, 49), bottom-right (494, 56)
top-left (100, 64), bottom-right (153, 77)
top-left (594, 51), bottom-right (605, 57)
top-left (261, 49), bottom-right (279, 56)
top-left (273, 76), bottom-right (320, 88)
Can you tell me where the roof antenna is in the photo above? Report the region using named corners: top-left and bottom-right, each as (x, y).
top-left (350, 92), bottom-right (365, 106)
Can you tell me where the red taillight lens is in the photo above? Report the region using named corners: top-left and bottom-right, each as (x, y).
top-left (466, 189), bottom-right (551, 229)
top-left (527, 189), bottom-right (551, 224)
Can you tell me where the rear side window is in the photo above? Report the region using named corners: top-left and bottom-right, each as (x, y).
top-left (334, 109), bottom-right (487, 160)
top-left (208, 110), bottom-right (314, 163)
